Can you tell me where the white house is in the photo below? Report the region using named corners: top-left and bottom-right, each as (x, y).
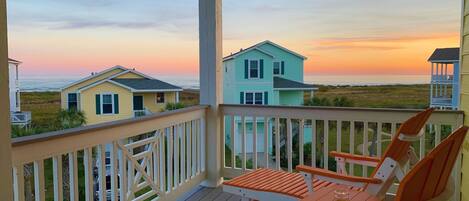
top-left (8, 58), bottom-right (31, 126)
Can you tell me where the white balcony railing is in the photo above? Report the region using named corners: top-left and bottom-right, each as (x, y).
top-left (11, 111), bottom-right (31, 126)
top-left (9, 104), bottom-right (465, 201)
top-left (134, 108), bottom-right (152, 118)
top-left (11, 105), bottom-right (207, 201)
top-left (220, 104), bottom-right (464, 200)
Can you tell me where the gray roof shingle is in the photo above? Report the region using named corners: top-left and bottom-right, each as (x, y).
top-left (428, 48), bottom-right (460, 62)
top-left (273, 77), bottom-right (316, 90)
top-left (111, 78), bottom-right (182, 91)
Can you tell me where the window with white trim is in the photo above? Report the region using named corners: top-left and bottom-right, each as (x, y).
top-left (102, 94), bottom-right (114, 114)
top-left (273, 62), bottom-right (280, 75)
top-left (249, 60), bottom-right (259, 78)
top-left (245, 92), bottom-right (263, 105)
top-left (67, 93), bottom-right (78, 110)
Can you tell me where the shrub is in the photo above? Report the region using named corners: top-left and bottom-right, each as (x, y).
top-left (164, 102), bottom-right (186, 111)
top-left (56, 109), bottom-right (86, 129)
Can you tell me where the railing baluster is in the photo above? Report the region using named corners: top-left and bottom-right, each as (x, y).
top-left (84, 148), bottom-right (94, 201)
top-left (168, 127), bottom-right (174, 191)
top-left (52, 156), bottom-right (63, 201)
top-left (241, 116), bottom-right (247, 171)
top-left (127, 140), bottom-right (134, 199)
top-left (230, 115), bottom-right (235, 169)
top-left (34, 160), bottom-right (45, 201)
top-left (187, 122), bottom-right (192, 178)
top-left (13, 165), bottom-right (25, 201)
top-left (174, 124), bottom-right (180, 187)
top-left (159, 130), bottom-right (167, 194)
top-left (435, 124), bottom-right (442, 146)
top-left (299, 119), bottom-right (305, 166)
top-left (391, 122), bottom-right (396, 137)
top-left (337, 120), bottom-right (342, 154)
top-left (69, 152), bottom-right (79, 201)
top-left (362, 121), bottom-right (368, 176)
top-left (264, 117), bottom-right (269, 169)
top-left (311, 120), bottom-right (317, 168)
top-left (349, 121), bottom-right (355, 175)
top-left (253, 116), bottom-right (258, 170)
top-left (377, 122), bottom-right (382, 157)
top-left (154, 134), bottom-right (160, 192)
top-left (97, 145), bottom-right (106, 201)
top-left (324, 120), bottom-right (329, 170)
top-left (118, 142), bottom-right (128, 200)
top-left (197, 119), bottom-right (201, 173)
top-left (110, 143), bottom-right (119, 201)
top-left (181, 123), bottom-right (186, 182)
top-left (275, 117), bottom-right (281, 170)
top-left (200, 118), bottom-right (206, 172)
top-left (192, 121), bottom-right (196, 176)
top-left (287, 118), bottom-right (293, 172)
top-left (419, 128), bottom-right (426, 159)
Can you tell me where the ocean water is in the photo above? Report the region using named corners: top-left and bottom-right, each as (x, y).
top-left (19, 74), bottom-right (429, 92)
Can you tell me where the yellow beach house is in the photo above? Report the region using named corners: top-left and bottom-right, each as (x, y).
top-left (60, 65), bottom-right (182, 125)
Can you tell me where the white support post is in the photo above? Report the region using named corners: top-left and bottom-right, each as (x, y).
top-left (0, 1), bottom-right (13, 200)
top-left (199, 0), bottom-right (223, 187)
top-left (176, 91), bottom-right (180, 103)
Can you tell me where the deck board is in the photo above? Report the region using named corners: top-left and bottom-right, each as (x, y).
top-left (184, 185), bottom-right (239, 201)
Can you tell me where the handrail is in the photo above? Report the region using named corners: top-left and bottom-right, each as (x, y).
top-left (12, 105), bottom-right (208, 146)
top-left (221, 104), bottom-right (463, 125)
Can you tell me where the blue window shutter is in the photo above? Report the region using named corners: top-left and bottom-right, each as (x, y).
top-left (95, 94), bottom-right (101, 114)
top-left (244, 60), bottom-right (249, 79)
top-left (281, 61), bottom-right (285, 75)
top-left (240, 92), bottom-right (244, 104)
top-left (260, 59), bottom-right (264, 78)
top-left (114, 94), bottom-right (119, 114)
top-left (264, 92), bottom-right (268, 105)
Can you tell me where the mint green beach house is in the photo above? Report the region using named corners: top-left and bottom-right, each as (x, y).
top-left (223, 41), bottom-right (316, 158)
top-left (223, 40), bottom-right (316, 106)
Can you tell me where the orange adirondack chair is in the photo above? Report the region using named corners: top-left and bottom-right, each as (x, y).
top-left (223, 108), bottom-right (434, 201)
top-left (395, 126), bottom-right (468, 201)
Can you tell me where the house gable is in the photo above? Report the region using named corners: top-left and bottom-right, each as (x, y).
top-left (62, 66), bottom-right (129, 92)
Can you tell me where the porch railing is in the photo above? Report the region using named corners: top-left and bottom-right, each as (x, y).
top-left (11, 105), bottom-right (207, 201)
top-left (11, 111), bottom-right (31, 126)
top-left (220, 104), bottom-right (464, 199)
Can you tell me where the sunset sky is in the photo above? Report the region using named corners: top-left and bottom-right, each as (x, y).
top-left (7, 0), bottom-right (461, 77)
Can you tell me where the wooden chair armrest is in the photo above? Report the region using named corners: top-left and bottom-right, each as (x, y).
top-left (330, 151), bottom-right (381, 163)
top-left (296, 165), bottom-right (382, 184)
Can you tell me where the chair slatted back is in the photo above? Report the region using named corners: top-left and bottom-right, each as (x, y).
top-left (395, 126), bottom-right (468, 201)
top-left (370, 108), bottom-right (434, 178)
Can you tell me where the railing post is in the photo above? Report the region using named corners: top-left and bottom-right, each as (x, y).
top-left (461, 0), bottom-right (469, 200)
top-left (199, 0), bottom-right (223, 187)
top-left (0, 0), bottom-right (13, 200)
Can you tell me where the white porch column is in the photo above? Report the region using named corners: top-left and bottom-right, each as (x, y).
top-left (0, 0), bottom-right (13, 200)
top-left (199, 0), bottom-right (223, 187)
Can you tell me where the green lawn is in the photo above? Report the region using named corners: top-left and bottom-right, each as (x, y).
top-left (306, 84), bottom-right (430, 109)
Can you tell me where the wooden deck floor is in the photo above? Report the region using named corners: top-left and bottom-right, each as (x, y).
top-left (184, 186), bottom-right (241, 201)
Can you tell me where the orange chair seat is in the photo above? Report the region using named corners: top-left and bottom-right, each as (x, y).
top-left (224, 168), bottom-right (362, 199)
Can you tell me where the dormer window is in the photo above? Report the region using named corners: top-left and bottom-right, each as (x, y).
top-left (249, 60), bottom-right (259, 78)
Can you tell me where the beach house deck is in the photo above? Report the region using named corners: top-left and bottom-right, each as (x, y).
top-left (1, 0), bottom-right (469, 201)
